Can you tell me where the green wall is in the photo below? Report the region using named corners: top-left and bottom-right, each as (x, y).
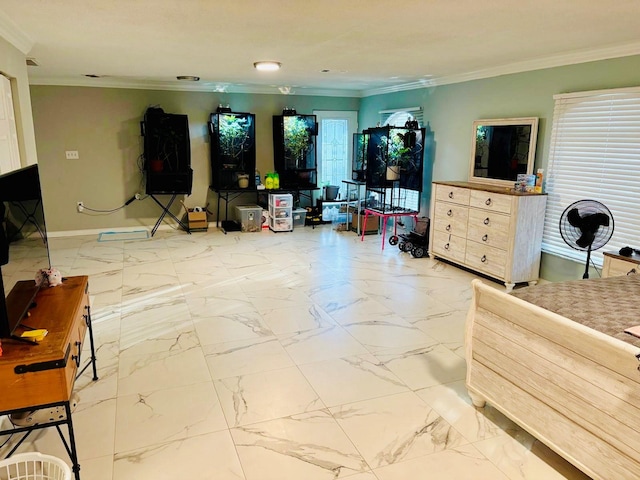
top-left (359, 55), bottom-right (640, 281)
top-left (29, 86), bottom-right (359, 233)
top-left (29, 55), bottom-right (640, 281)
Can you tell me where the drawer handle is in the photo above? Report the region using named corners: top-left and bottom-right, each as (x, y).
top-left (482, 234), bottom-right (488, 242)
top-left (444, 243), bottom-right (450, 250)
top-left (448, 191), bottom-right (454, 199)
top-left (628, 269), bottom-right (637, 275)
top-left (485, 198), bottom-right (492, 206)
top-left (483, 217), bottom-right (490, 225)
top-left (447, 209), bottom-right (452, 217)
top-left (71, 341), bottom-right (82, 367)
top-left (446, 224), bottom-right (451, 231)
top-left (481, 255), bottom-right (487, 263)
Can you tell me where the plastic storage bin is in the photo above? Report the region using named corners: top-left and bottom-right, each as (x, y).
top-left (0, 452), bottom-right (72, 480)
top-left (292, 208), bottom-right (306, 227)
top-left (235, 205), bottom-right (263, 232)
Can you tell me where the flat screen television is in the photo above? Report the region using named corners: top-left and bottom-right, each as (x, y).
top-left (0, 164), bottom-right (49, 339)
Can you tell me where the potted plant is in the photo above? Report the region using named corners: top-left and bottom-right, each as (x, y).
top-left (218, 114), bottom-right (252, 172)
top-left (149, 115), bottom-right (186, 172)
top-left (378, 130), bottom-right (412, 180)
top-left (283, 116), bottom-right (313, 169)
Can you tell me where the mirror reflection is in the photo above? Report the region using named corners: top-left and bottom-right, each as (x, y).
top-left (470, 118), bottom-right (538, 186)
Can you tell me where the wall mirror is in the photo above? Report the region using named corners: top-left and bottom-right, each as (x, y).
top-left (469, 117), bottom-right (539, 187)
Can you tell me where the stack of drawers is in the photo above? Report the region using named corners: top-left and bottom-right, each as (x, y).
top-left (430, 181), bottom-right (547, 290)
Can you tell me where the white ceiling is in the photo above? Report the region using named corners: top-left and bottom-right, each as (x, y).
top-left (2, 0), bottom-right (640, 97)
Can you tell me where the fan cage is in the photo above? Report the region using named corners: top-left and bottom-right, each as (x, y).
top-left (559, 199), bottom-right (614, 252)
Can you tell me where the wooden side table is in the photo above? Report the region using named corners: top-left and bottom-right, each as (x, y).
top-left (0, 276), bottom-right (98, 480)
top-left (602, 251), bottom-right (640, 278)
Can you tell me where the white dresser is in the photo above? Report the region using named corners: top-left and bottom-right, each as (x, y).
top-left (429, 181), bottom-right (547, 291)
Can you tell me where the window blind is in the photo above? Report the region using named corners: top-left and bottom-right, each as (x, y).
top-left (542, 86), bottom-right (640, 266)
top-left (379, 107), bottom-right (424, 127)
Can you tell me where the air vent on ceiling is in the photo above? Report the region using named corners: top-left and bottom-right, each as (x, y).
top-left (26, 58), bottom-right (38, 67)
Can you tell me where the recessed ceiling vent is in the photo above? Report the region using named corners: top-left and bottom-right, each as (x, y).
top-left (26, 58), bottom-right (38, 67)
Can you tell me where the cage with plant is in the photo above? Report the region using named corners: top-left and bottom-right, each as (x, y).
top-left (363, 125), bottom-right (426, 214)
top-left (273, 111), bottom-right (318, 188)
top-left (209, 109), bottom-right (256, 190)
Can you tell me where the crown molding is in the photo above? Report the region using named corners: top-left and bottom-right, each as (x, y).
top-left (0, 9), bottom-right (33, 54)
top-left (28, 76), bottom-right (360, 98)
top-left (362, 42), bottom-right (640, 97)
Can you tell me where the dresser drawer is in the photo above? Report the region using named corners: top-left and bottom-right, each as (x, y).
top-left (467, 209), bottom-right (511, 250)
top-left (435, 184), bottom-right (470, 206)
top-left (432, 231), bottom-right (466, 262)
top-left (469, 190), bottom-right (512, 214)
top-left (433, 202), bottom-right (469, 237)
top-left (465, 241), bottom-right (507, 279)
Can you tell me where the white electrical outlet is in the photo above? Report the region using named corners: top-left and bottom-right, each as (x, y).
top-left (65, 150), bottom-right (79, 160)
top-left (77, 201), bottom-right (84, 212)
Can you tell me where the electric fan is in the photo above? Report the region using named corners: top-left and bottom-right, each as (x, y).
top-left (559, 200), bottom-right (614, 279)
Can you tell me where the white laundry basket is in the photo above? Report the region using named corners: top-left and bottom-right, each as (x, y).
top-left (0, 452), bottom-right (71, 480)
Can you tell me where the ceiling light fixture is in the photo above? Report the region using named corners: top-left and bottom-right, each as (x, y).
top-left (254, 61), bottom-right (281, 72)
top-left (176, 75), bottom-right (200, 81)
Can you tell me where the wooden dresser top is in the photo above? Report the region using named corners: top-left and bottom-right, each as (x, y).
top-left (433, 180), bottom-right (546, 197)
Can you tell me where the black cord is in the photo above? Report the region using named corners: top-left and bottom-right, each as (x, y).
top-left (0, 418), bottom-right (14, 449)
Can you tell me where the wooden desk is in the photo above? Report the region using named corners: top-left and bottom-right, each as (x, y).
top-left (0, 275), bottom-right (98, 479)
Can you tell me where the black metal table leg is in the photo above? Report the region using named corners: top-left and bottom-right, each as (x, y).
top-left (150, 194), bottom-right (191, 236)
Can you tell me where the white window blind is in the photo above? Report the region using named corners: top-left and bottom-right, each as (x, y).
top-left (542, 86), bottom-right (640, 266)
top-left (380, 107), bottom-right (423, 127)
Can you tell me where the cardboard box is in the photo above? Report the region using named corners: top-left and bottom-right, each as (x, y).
top-left (350, 210), bottom-right (379, 233)
top-left (183, 208), bottom-right (208, 231)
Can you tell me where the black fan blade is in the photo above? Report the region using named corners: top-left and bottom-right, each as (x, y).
top-left (576, 231), bottom-right (596, 249)
top-left (567, 208), bottom-right (583, 227)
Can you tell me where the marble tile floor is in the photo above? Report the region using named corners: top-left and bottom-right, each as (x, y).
top-left (0, 225), bottom-right (591, 480)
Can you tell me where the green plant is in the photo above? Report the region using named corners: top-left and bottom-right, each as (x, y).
top-left (150, 115), bottom-right (185, 172)
top-left (218, 114), bottom-right (252, 171)
top-left (377, 130), bottom-right (412, 168)
top-left (283, 116), bottom-right (313, 168)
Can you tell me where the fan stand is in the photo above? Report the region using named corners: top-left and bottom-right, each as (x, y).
top-left (583, 244), bottom-right (593, 279)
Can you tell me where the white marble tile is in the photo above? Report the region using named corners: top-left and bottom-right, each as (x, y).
top-left (407, 308), bottom-right (468, 346)
top-left (298, 354), bottom-right (409, 407)
top-left (79, 454), bottom-right (114, 480)
top-left (473, 434), bottom-right (592, 480)
top-left (330, 391), bottom-right (467, 468)
top-left (119, 317), bottom-right (198, 359)
top-left (117, 345), bottom-right (211, 395)
top-left (278, 325), bottom-right (369, 365)
top-left (113, 431), bottom-right (245, 480)
top-left (246, 286), bottom-right (313, 313)
top-left (373, 444), bottom-right (510, 480)
top-left (231, 409), bottom-right (368, 480)
top-left (214, 366), bottom-right (324, 427)
top-left (203, 336), bottom-right (295, 379)
top-left (115, 381), bottom-right (227, 452)
top-left (9, 397), bottom-right (117, 463)
top-left (375, 343), bottom-right (467, 390)
top-left (193, 310), bottom-right (273, 344)
top-left (415, 381), bottom-right (520, 444)
top-left (186, 288), bottom-right (257, 318)
top-left (261, 304), bottom-right (336, 335)
top-left (341, 317), bottom-right (438, 353)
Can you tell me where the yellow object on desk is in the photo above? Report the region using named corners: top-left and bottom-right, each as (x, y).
top-left (20, 329), bottom-right (48, 342)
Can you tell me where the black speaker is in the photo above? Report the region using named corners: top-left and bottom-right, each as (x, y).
top-left (142, 108), bottom-right (192, 195)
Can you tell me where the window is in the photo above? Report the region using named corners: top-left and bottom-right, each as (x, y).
top-left (542, 86), bottom-right (640, 266)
